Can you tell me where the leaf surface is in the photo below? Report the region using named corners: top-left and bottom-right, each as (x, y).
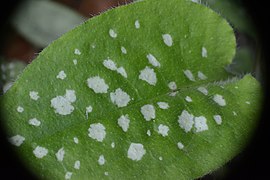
top-left (0, 0), bottom-right (262, 179)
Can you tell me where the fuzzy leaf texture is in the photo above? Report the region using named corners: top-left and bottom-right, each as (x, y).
top-left (0, 0), bottom-right (262, 179)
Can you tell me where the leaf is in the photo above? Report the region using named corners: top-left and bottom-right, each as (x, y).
top-left (0, 0), bottom-right (262, 179)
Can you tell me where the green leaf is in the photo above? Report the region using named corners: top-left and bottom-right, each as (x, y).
top-left (0, 0), bottom-right (262, 179)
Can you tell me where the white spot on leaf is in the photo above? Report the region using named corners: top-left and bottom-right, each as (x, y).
top-left (158, 124), bottom-right (169, 137)
top-left (103, 59), bottom-right (117, 71)
top-left (73, 137), bottom-right (79, 144)
top-left (56, 70), bottom-right (67, 80)
top-left (213, 115), bottom-right (222, 125)
top-left (50, 90), bottom-right (76, 115)
top-left (177, 142), bottom-right (184, 150)
top-left (162, 34), bottom-right (173, 47)
top-left (98, 155), bottom-right (106, 165)
top-left (139, 66), bottom-right (157, 85)
top-left (88, 123), bottom-right (106, 142)
top-left (147, 130), bottom-right (151, 136)
top-left (110, 88), bottom-right (131, 108)
top-left (65, 172), bottom-right (72, 180)
top-left (127, 143), bottom-right (146, 161)
top-left (109, 29), bottom-right (117, 38)
top-left (141, 104), bottom-right (155, 121)
top-left (28, 118), bottom-right (41, 127)
top-left (29, 91), bottom-right (39, 100)
top-left (118, 114), bottom-right (130, 132)
top-left (135, 20), bottom-right (140, 29)
top-left (185, 96), bottom-right (192, 102)
top-left (74, 48), bottom-right (81, 55)
top-left (168, 81), bottom-right (177, 90)
top-left (55, 147), bottom-right (65, 162)
top-left (111, 142), bottom-right (115, 148)
top-left (157, 102), bottom-right (169, 109)
top-left (159, 157), bottom-right (163, 161)
top-left (198, 71), bottom-right (208, 80)
top-left (197, 87), bottom-right (208, 95)
top-left (194, 116), bottom-right (208, 132)
top-left (87, 76), bottom-right (109, 94)
top-left (86, 105), bottom-right (93, 119)
top-left (178, 110), bottom-right (194, 133)
top-left (116, 67), bottom-right (128, 78)
top-left (9, 135), bottom-right (25, 147)
top-left (33, 146), bottom-right (48, 158)
top-left (213, 94), bottom-right (226, 106)
top-left (73, 59), bottom-right (77, 65)
top-left (74, 160), bottom-right (80, 169)
top-left (121, 46), bottom-right (127, 54)
top-left (184, 70), bottom-right (195, 81)
top-left (202, 47), bottom-right (208, 58)
top-left (147, 54), bottom-right (160, 68)
top-left (17, 106), bottom-right (24, 113)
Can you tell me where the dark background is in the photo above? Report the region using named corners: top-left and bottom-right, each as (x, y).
top-left (1, 0), bottom-right (269, 179)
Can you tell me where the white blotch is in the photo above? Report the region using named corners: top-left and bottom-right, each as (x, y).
top-left (140, 104), bottom-right (155, 121)
top-left (73, 137), bottom-right (79, 144)
top-left (185, 96), bottom-right (192, 102)
top-left (118, 115), bottom-right (130, 132)
top-left (55, 147), bottom-right (65, 162)
top-left (168, 81), bottom-right (177, 90)
top-left (91, 44), bottom-right (96, 49)
top-left (158, 124), bottom-right (169, 137)
top-left (74, 160), bottom-right (80, 170)
top-left (169, 92), bottom-right (178, 97)
top-left (74, 48), bottom-right (81, 55)
top-left (33, 146), bottom-right (48, 158)
top-left (213, 94), bottom-right (226, 106)
top-left (213, 115), bottom-right (222, 125)
top-left (202, 47), bottom-right (208, 58)
top-left (194, 116), bottom-right (208, 132)
top-left (56, 70), bottom-right (67, 80)
top-left (157, 102), bottom-right (169, 109)
top-left (88, 123), bottom-right (106, 142)
top-left (162, 34), bottom-right (173, 47)
top-left (9, 135), bottom-right (25, 147)
top-left (246, 101), bottom-right (251, 105)
top-left (85, 105), bottom-right (93, 119)
top-left (197, 87), bottom-right (208, 95)
top-left (98, 155), bottom-right (105, 165)
top-left (87, 76), bottom-right (109, 94)
top-left (28, 118), bottom-right (41, 127)
top-left (147, 130), bottom-right (151, 136)
top-left (116, 67), bottom-right (128, 78)
top-left (110, 88), bottom-right (131, 108)
top-left (121, 46), bottom-right (127, 54)
top-left (127, 143), bottom-right (146, 161)
top-left (159, 157), bottom-right (163, 161)
top-left (103, 59), bottom-right (117, 71)
top-left (109, 29), bottom-right (117, 38)
top-left (235, 86), bottom-right (239, 89)
top-left (177, 142), bottom-right (184, 150)
top-left (184, 70), bottom-right (195, 81)
top-left (135, 20), bottom-right (140, 29)
top-left (65, 172), bottom-right (72, 180)
top-left (198, 71), bottom-right (208, 80)
top-left (178, 110), bottom-right (194, 133)
top-left (111, 142), bottom-right (115, 148)
top-left (50, 89), bottom-right (76, 115)
top-left (73, 59), bottom-right (78, 65)
top-left (17, 106), bottom-right (24, 113)
top-left (139, 66), bottom-right (157, 85)
top-left (147, 54), bottom-right (160, 68)
top-left (29, 91), bottom-right (39, 100)
top-left (233, 111), bottom-right (237, 116)
top-left (104, 172), bottom-right (109, 176)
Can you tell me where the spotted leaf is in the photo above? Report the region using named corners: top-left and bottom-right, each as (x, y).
top-left (0, 0), bottom-right (262, 179)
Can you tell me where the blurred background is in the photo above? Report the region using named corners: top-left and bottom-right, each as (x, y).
top-left (0, 0), bottom-right (269, 179)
